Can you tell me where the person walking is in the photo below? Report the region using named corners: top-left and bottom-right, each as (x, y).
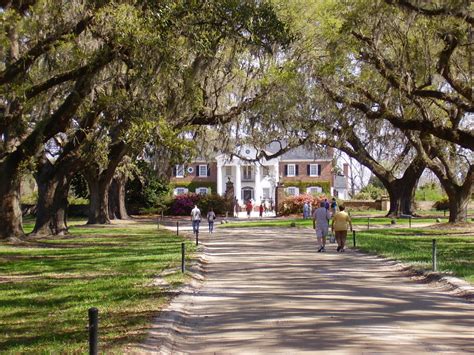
top-left (191, 204), bottom-right (201, 235)
top-left (207, 208), bottom-right (216, 234)
top-left (259, 203), bottom-right (264, 219)
top-left (303, 202), bottom-right (310, 219)
top-left (330, 198), bottom-right (338, 215)
top-left (331, 205), bottom-right (353, 252)
top-left (246, 200), bottom-right (253, 218)
top-left (312, 201), bottom-right (331, 252)
top-left (324, 198), bottom-right (330, 210)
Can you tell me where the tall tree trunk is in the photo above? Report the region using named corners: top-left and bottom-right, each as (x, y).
top-left (32, 158), bottom-right (58, 236)
top-left (85, 141), bottom-right (128, 224)
top-left (108, 176), bottom-right (129, 220)
top-left (442, 174), bottom-right (473, 223)
top-left (86, 173), bottom-right (111, 224)
top-left (50, 176), bottom-right (71, 235)
top-left (0, 155), bottom-right (24, 240)
top-left (385, 158), bottom-right (425, 217)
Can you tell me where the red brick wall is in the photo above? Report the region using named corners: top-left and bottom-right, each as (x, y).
top-left (279, 161), bottom-right (332, 183)
top-left (169, 162), bottom-right (217, 184)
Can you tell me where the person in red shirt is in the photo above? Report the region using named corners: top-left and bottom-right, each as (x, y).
top-left (246, 200), bottom-right (253, 218)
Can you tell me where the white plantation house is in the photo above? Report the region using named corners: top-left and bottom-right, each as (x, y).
top-left (170, 144), bottom-right (349, 208)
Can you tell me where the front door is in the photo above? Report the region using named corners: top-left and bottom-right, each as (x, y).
top-left (242, 188), bottom-right (253, 202)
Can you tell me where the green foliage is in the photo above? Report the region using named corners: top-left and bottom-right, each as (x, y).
top-left (126, 161), bottom-right (170, 214)
top-left (197, 194), bottom-right (233, 216)
top-left (416, 183), bottom-right (445, 201)
top-left (70, 173), bottom-right (89, 199)
top-left (354, 183), bottom-right (386, 200)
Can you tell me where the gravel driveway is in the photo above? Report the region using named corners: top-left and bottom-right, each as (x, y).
top-left (135, 227), bottom-right (474, 354)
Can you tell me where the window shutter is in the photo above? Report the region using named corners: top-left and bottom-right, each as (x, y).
top-left (207, 164), bottom-right (210, 176)
top-left (284, 164), bottom-right (288, 176)
top-left (196, 165), bottom-right (199, 176)
top-left (173, 166), bottom-right (176, 177)
top-left (318, 164), bottom-right (321, 176)
top-left (307, 164), bottom-right (310, 175)
top-left (295, 165), bottom-right (299, 176)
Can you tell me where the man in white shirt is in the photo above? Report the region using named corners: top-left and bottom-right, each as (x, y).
top-left (191, 205), bottom-right (201, 235)
top-left (312, 201), bottom-right (331, 252)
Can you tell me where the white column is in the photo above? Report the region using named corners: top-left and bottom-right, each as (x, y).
top-left (217, 164), bottom-right (223, 195)
top-left (273, 161), bottom-right (280, 202)
top-left (255, 164), bottom-right (261, 203)
top-left (274, 161), bottom-right (280, 183)
top-left (235, 164), bottom-right (241, 204)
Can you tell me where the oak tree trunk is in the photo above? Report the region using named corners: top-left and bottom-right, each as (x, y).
top-left (0, 156), bottom-right (24, 240)
top-left (444, 182), bottom-right (472, 223)
top-left (108, 176), bottom-right (129, 220)
top-left (386, 176), bottom-right (420, 217)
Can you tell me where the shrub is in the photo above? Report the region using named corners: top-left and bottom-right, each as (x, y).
top-left (433, 197), bottom-right (449, 211)
top-left (198, 193), bottom-right (233, 216)
top-left (168, 193), bottom-right (201, 216)
top-left (279, 194), bottom-right (326, 216)
top-left (354, 183), bottom-right (386, 200)
top-left (166, 193), bottom-right (232, 216)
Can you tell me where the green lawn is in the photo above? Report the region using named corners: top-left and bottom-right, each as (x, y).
top-left (220, 216), bottom-right (451, 228)
top-left (0, 220), bottom-right (195, 353)
top-left (354, 228), bottom-right (474, 284)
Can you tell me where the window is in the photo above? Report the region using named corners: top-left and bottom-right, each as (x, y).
top-left (175, 165), bottom-right (184, 178)
top-left (309, 164), bottom-right (320, 176)
top-left (196, 187), bottom-right (208, 195)
top-left (187, 166), bottom-right (194, 174)
top-left (286, 186), bottom-right (299, 196)
top-left (225, 166), bottom-right (232, 176)
top-left (174, 187), bottom-right (188, 195)
top-left (242, 165), bottom-right (253, 180)
top-left (263, 166), bottom-right (270, 176)
top-left (287, 164), bottom-right (296, 177)
top-left (198, 164), bottom-right (208, 177)
top-left (307, 186), bottom-right (322, 195)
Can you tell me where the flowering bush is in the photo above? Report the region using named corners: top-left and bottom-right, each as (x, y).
top-left (167, 193), bottom-right (232, 216)
top-left (168, 193), bottom-right (200, 216)
top-left (279, 193), bottom-right (326, 216)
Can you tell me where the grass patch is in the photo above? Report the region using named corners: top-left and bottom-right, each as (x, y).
top-left (354, 228), bottom-right (474, 284)
top-left (220, 216), bottom-right (451, 229)
top-left (0, 221), bottom-right (195, 353)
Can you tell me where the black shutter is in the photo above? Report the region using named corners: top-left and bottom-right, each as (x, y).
top-left (318, 164), bottom-right (321, 176)
top-left (196, 165), bottom-right (199, 176)
top-left (207, 164), bottom-right (210, 176)
top-left (173, 166), bottom-right (176, 177)
top-left (284, 164), bottom-right (288, 176)
top-left (307, 164), bottom-right (310, 175)
top-left (295, 165), bottom-right (299, 176)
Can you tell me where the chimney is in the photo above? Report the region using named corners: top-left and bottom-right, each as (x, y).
top-left (343, 163), bottom-right (349, 189)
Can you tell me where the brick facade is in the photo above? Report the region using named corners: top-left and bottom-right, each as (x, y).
top-left (170, 162), bottom-right (218, 185)
top-left (279, 161), bottom-right (332, 182)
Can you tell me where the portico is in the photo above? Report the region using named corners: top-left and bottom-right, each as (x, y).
top-left (215, 152), bottom-right (279, 206)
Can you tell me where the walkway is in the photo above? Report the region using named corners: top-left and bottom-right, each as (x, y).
top-left (137, 227), bottom-right (474, 354)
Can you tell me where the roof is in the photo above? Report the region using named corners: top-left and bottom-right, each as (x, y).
top-left (265, 142), bottom-right (332, 161)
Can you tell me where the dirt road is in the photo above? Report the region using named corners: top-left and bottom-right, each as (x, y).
top-left (136, 227), bottom-right (474, 354)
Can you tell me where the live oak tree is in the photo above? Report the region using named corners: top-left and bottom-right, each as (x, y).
top-left (0, 0), bottom-right (291, 238)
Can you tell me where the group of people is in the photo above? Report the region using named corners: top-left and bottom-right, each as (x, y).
top-left (191, 205), bottom-right (216, 235)
top-left (312, 198), bottom-right (352, 253)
